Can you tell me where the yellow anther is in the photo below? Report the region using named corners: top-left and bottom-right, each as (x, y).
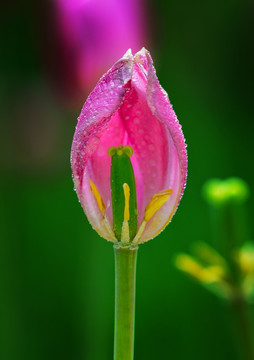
top-left (89, 179), bottom-right (105, 213)
top-left (133, 188), bottom-right (173, 244)
top-left (89, 179), bottom-right (116, 242)
top-left (123, 183), bottom-right (130, 221)
top-left (120, 183), bottom-right (131, 243)
top-left (144, 189), bottom-right (173, 222)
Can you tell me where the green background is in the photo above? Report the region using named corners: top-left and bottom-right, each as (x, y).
top-left (0, 0), bottom-right (254, 359)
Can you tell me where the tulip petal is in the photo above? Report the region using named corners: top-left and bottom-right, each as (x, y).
top-left (71, 50), bottom-right (133, 240)
top-left (132, 48), bottom-right (187, 241)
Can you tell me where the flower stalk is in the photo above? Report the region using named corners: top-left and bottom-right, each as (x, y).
top-left (232, 295), bottom-right (254, 360)
top-left (114, 244), bottom-right (138, 360)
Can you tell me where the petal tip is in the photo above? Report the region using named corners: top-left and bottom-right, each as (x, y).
top-left (135, 47), bottom-right (149, 57)
top-left (122, 48), bottom-right (134, 60)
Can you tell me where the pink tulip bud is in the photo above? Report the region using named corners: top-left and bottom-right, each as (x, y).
top-left (71, 48), bottom-right (187, 244)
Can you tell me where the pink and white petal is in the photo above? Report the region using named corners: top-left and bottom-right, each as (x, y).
top-left (71, 50), bottom-right (134, 235)
top-left (134, 48), bottom-right (187, 242)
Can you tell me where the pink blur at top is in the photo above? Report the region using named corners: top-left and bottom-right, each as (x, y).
top-left (53, 0), bottom-right (146, 104)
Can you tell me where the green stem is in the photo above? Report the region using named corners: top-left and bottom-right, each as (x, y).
top-left (114, 244), bottom-right (138, 360)
top-left (233, 296), bottom-right (254, 360)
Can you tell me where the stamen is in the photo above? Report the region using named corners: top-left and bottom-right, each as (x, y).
top-left (123, 183), bottom-right (130, 221)
top-left (104, 216), bottom-right (117, 241)
top-left (144, 189), bottom-right (173, 222)
top-left (121, 183), bottom-right (130, 243)
top-left (132, 221), bottom-right (146, 244)
top-left (89, 179), bottom-right (105, 213)
top-left (89, 179), bottom-right (116, 241)
top-left (133, 189), bottom-right (173, 244)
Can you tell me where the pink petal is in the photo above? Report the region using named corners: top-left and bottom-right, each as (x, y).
top-left (133, 49), bottom-right (187, 241)
top-left (71, 50), bottom-right (133, 240)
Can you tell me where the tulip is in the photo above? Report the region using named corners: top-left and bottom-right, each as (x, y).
top-left (71, 48), bottom-right (187, 360)
top-left (51, 0), bottom-right (146, 105)
top-left (71, 48), bottom-right (187, 244)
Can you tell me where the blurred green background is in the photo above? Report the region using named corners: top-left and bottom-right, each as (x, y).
top-left (0, 0), bottom-right (254, 359)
